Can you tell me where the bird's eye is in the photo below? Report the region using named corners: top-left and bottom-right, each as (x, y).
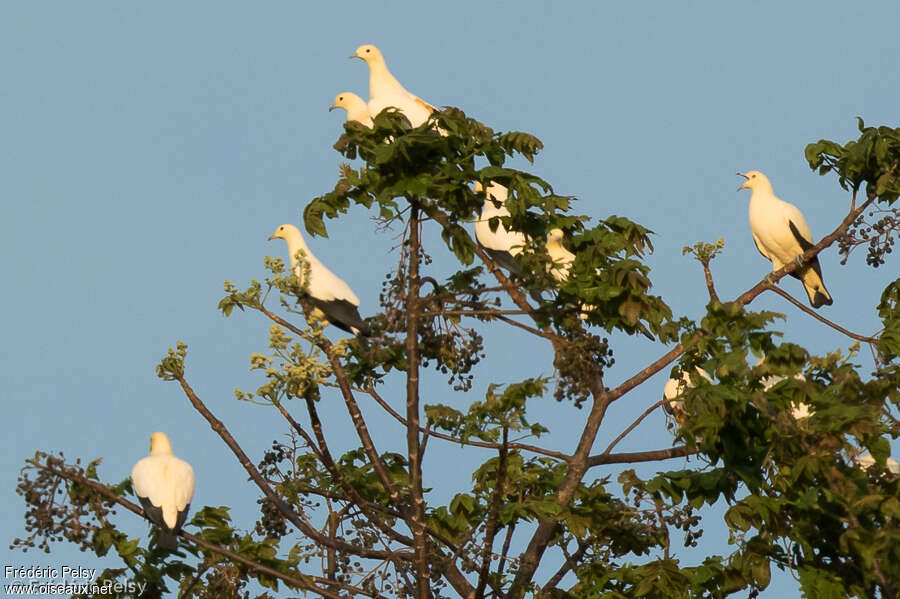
top-left (339, 96), bottom-right (343, 101)
top-left (365, 48), bottom-right (370, 53)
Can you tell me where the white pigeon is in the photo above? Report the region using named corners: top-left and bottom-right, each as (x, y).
top-left (330, 91), bottom-right (373, 127)
top-left (546, 228), bottom-right (576, 282)
top-left (474, 182), bottom-right (527, 275)
top-left (738, 170), bottom-right (833, 308)
top-left (474, 182), bottom-right (542, 302)
top-left (132, 432), bottom-right (195, 550)
top-left (546, 228), bottom-right (595, 318)
top-left (662, 366), bottom-right (713, 424)
top-left (269, 224), bottom-right (371, 340)
top-left (350, 44), bottom-right (435, 128)
top-left (855, 453), bottom-right (900, 476)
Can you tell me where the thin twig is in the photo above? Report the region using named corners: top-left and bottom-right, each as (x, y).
top-left (496, 523), bottom-right (517, 580)
top-left (602, 397), bottom-right (672, 455)
top-left (702, 262), bottom-right (720, 303)
top-left (540, 540), bottom-right (588, 595)
top-left (298, 397), bottom-right (415, 546)
top-left (257, 302), bottom-right (406, 512)
top-left (174, 374), bottom-right (406, 562)
top-left (363, 384), bottom-right (570, 462)
top-left (764, 282), bottom-right (878, 344)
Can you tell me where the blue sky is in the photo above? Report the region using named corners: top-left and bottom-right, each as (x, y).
top-left (2, 2), bottom-right (899, 596)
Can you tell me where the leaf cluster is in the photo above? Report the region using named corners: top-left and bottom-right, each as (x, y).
top-left (806, 118), bottom-right (900, 203)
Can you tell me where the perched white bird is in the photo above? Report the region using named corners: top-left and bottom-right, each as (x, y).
top-left (269, 224), bottom-right (371, 340)
top-left (738, 170), bottom-right (833, 308)
top-left (474, 182), bottom-right (542, 302)
top-left (350, 44), bottom-right (435, 128)
top-left (474, 182), bottom-right (527, 275)
top-left (546, 228), bottom-right (576, 282)
top-left (662, 366), bottom-right (713, 424)
top-left (132, 432), bottom-right (194, 550)
top-left (855, 453), bottom-right (900, 476)
top-left (546, 228), bottom-right (595, 318)
top-left (330, 91), bottom-right (373, 127)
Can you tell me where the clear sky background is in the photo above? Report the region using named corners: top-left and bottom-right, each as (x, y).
top-left (2, 2), bottom-right (899, 597)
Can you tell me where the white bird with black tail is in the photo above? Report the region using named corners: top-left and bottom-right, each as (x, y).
top-left (269, 224), bottom-right (371, 341)
top-left (132, 432), bottom-right (194, 550)
top-left (546, 228), bottom-right (597, 319)
top-left (738, 170), bottom-right (833, 308)
top-left (474, 182), bottom-right (527, 275)
top-left (474, 182), bottom-right (542, 302)
top-left (546, 228), bottom-right (576, 282)
top-left (330, 91), bottom-right (373, 127)
top-left (350, 44), bottom-right (435, 128)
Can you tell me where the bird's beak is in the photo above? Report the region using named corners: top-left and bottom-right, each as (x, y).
top-left (268, 234), bottom-right (276, 241)
top-left (737, 172), bottom-right (749, 191)
top-left (349, 52), bottom-right (359, 60)
top-left (329, 105), bottom-right (337, 112)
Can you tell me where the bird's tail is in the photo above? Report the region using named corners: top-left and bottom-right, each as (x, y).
top-left (800, 261), bottom-right (833, 308)
top-left (157, 528), bottom-right (178, 550)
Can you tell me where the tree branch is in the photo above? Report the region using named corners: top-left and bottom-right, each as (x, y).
top-left (510, 381), bottom-right (608, 597)
top-left (540, 540), bottom-right (588, 596)
top-left (702, 262), bottom-right (720, 303)
top-left (31, 460), bottom-right (388, 599)
top-left (587, 445), bottom-right (700, 467)
top-left (257, 302), bottom-right (406, 513)
top-left (475, 427), bottom-right (509, 599)
top-left (363, 383), bottom-right (570, 462)
top-left (496, 523), bottom-right (517, 581)
top-left (601, 397), bottom-right (672, 455)
top-left (763, 282), bottom-right (878, 343)
top-left (296, 397), bottom-right (415, 546)
top-left (174, 373), bottom-right (408, 562)
top-left (405, 203), bottom-right (430, 599)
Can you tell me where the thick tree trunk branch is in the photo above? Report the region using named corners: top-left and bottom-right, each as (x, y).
top-left (405, 203), bottom-right (430, 599)
top-left (475, 427), bottom-right (509, 599)
top-left (587, 445), bottom-right (700, 466)
top-left (510, 384), bottom-right (609, 597)
top-left (540, 540), bottom-right (588, 596)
